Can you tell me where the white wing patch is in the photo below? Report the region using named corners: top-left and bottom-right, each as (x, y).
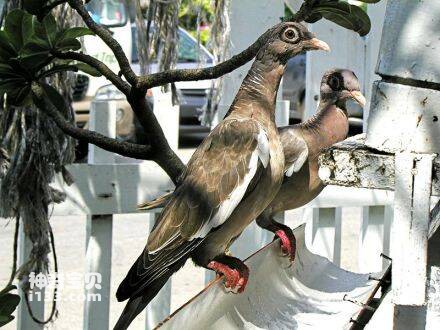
top-left (285, 147), bottom-right (308, 176)
top-left (285, 133), bottom-right (308, 177)
top-left (256, 128), bottom-right (270, 168)
top-left (191, 142), bottom-right (263, 239)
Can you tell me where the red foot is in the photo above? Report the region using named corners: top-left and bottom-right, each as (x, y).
top-left (275, 229), bottom-right (296, 262)
top-left (207, 260), bottom-right (249, 293)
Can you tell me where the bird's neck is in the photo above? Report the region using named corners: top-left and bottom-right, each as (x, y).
top-left (228, 59), bottom-right (286, 121)
top-left (301, 99), bottom-right (349, 153)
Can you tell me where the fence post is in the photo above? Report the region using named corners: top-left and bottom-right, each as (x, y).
top-left (391, 153), bottom-right (433, 328)
top-left (358, 206), bottom-right (390, 272)
top-left (145, 212), bottom-right (172, 329)
top-left (83, 101), bottom-right (116, 330)
top-left (17, 223), bottom-right (45, 330)
top-left (305, 207), bottom-right (342, 265)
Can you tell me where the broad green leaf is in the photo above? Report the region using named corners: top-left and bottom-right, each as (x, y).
top-left (19, 52), bottom-right (51, 72)
top-left (41, 83), bottom-right (69, 114)
top-left (0, 79), bottom-right (28, 96)
top-left (19, 39), bottom-right (52, 71)
top-left (350, 4), bottom-right (371, 36)
top-left (0, 63), bottom-right (23, 79)
top-left (356, 0), bottom-right (381, 3)
top-left (42, 14), bottom-right (58, 47)
top-left (55, 38), bottom-right (82, 51)
top-left (59, 27), bottom-right (95, 41)
top-left (0, 31), bottom-right (17, 62)
top-left (0, 292), bottom-right (20, 316)
top-left (304, 12), bottom-right (322, 23)
top-left (75, 63), bottom-right (102, 77)
top-left (22, 13), bottom-right (35, 46)
top-left (39, 64), bottom-right (79, 78)
top-left (0, 286), bottom-right (20, 327)
top-left (311, 2), bottom-right (372, 36)
top-left (0, 314), bottom-right (14, 327)
top-left (23, 0), bottom-right (49, 16)
top-left (5, 9), bottom-right (31, 51)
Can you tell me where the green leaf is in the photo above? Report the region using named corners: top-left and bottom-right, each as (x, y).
top-left (41, 83), bottom-right (68, 114)
top-left (0, 31), bottom-right (17, 62)
top-left (310, 2), bottom-right (372, 36)
top-left (54, 38), bottom-right (82, 51)
top-left (42, 14), bottom-right (58, 47)
top-left (0, 78), bottom-right (28, 94)
top-left (23, 0), bottom-right (49, 16)
top-left (0, 286), bottom-right (20, 326)
top-left (0, 293), bottom-right (20, 316)
top-left (0, 63), bottom-right (23, 79)
top-left (59, 27), bottom-right (95, 41)
top-left (350, 4), bottom-right (371, 36)
top-left (75, 63), bottom-right (102, 77)
top-left (21, 13), bottom-right (35, 46)
top-left (19, 40), bottom-right (52, 71)
top-left (0, 314), bottom-right (15, 327)
top-left (5, 9), bottom-right (32, 51)
top-left (304, 12), bottom-right (322, 24)
top-left (39, 64), bottom-right (79, 78)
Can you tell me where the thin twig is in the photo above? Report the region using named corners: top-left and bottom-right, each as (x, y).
top-left (67, 0), bottom-right (138, 85)
top-left (137, 26), bottom-right (275, 91)
top-left (53, 51), bottom-right (131, 95)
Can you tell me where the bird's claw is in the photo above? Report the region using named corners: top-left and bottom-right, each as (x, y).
top-left (275, 228), bottom-right (296, 262)
top-left (208, 260), bottom-right (249, 293)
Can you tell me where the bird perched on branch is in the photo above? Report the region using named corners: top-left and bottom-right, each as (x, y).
top-left (115, 22), bottom-right (329, 330)
top-left (256, 69), bottom-right (366, 260)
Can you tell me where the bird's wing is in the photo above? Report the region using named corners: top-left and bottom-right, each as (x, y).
top-left (279, 127), bottom-right (309, 177)
top-left (147, 117), bottom-right (269, 253)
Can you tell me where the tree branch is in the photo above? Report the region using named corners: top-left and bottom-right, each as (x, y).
top-left (30, 82), bottom-right (153, 160)
top-left (127, 91), bottom-right (186, 183)
top-left (67, 0), bottom-right (138, 85)
top-left (52, 50), bottom-right (131, 95)
top-left (137, 27), bottom-right (275, 90)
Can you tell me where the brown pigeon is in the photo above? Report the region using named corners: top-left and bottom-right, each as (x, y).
top-left (256, 69), bottom-right (366, 261)
top-left (115, 22), bottom-right (329, 330)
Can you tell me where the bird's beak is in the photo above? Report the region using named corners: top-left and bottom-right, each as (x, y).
top-left (307, 38), bottom-right (331, 52)
top-left (350, 90), bottom-right (367, 108)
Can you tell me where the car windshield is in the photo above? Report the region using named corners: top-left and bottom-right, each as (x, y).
top-left (86, 0), bottom-right (127, 27)
top-left (131, 26), bottom-right (212, 64)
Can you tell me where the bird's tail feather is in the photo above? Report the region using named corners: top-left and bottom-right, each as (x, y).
top-left (137, 192), bottom-right (172, 211)
top-left (113, 267), bottom-right (175, 330)
top-left (115, 237), bottom-right (201, 329)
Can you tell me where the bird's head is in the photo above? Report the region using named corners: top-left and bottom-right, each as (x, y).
top-left (258, 22), bottom-right (330, 64)
top-left (320, 69), bottom-right (366, 107)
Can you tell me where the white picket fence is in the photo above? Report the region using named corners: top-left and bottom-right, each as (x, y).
top-left (13, 1), bottom-right (392, 329)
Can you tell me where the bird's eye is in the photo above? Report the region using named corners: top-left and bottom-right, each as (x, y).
top-left (328, 76), bottom-right (341, 90)
top-left (283, 28), bottom-right (299, 43)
